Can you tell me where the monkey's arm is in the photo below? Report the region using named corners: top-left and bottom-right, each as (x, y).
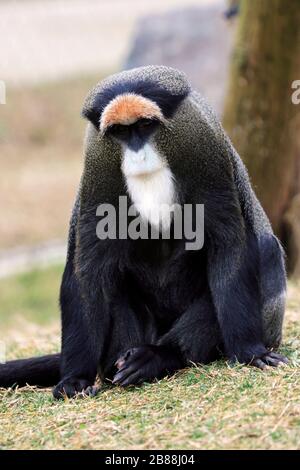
top-left (208, 227), bottom-right (263, 363)
top-left (226, 141), bottom-right (286, 349)
top-left (53, 256), bottom-right (104, 399)
top-left (53, 208), bottom-right (102, 398)
top-left (207, 221), bottom-right (286, 368)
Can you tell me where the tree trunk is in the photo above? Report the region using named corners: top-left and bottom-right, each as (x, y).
top-left (223, 0), bottom-right (300, 275)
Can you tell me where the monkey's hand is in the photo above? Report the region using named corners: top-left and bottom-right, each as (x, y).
top-left (230, 345), bottom-right (288, 370)
top-left (52, 377), bottom-right (97, 399)
top-left (112, 345), bottom-right (182, 387)
top-left (249, 351), bottom-right (288, 370)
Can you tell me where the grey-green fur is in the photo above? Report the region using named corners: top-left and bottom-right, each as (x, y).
top-left (79, 65), bottom-right (286, 350)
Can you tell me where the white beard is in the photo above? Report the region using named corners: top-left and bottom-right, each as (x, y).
top-left (121, 144), bottom-right (176, 230)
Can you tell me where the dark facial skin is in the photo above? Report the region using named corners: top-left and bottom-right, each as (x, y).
top-left (106, 118), bottom-right (160, 151)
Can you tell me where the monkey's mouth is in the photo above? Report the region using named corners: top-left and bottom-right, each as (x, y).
top-left (121, 143), bottom-right (165, 177)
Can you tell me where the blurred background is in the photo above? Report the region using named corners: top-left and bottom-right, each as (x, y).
top-left (0, 0), bottom-right (299, 353)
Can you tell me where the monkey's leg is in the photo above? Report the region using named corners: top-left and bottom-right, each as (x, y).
top-left (52, 255), bottom-right (102, 399)
top-left (259, 233), bottom-right (286, 349)
top-left (112, 295), bottom-right (221, 387)
top-left (100, 300), bottom-right (157, 380)
top-left (208, 231), bottom-right (288, 369)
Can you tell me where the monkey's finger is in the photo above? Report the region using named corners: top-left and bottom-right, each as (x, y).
top-left (115, 348), bottom-right (152, 373)
top-left (262, 356), bottom-right (281, 367)
top-left (112, 357), bottom-right (148, 384)
top-left (114, 353), bottom-right (148, 376)
top-left (267, 352), bottom-right (289, 364)
top-left (53, 379), bottom-right (93, 399)
top-left (120, 350), bottom-right (152, 369)
top-left (58, 384), bottom-right (79, 398)
top-left (251, 358), bottom-right (267, 370)
top-left (115, 358), bottom-right (125, 369)
top-left (82, 385), bottom-right (100, 397)
top-left (117, 371), bottom-right (145, 387)
top-left (115, 348), bottom-right (140, 369)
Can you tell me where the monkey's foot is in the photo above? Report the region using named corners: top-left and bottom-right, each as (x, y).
top-left (112, 345), bottom-right (182, 387)
top-left (52, 377), bottom-right (96, 399)
top-left (250, 351), bottom-right (288, 370)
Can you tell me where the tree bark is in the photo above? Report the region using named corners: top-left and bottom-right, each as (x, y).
top-left (223, 0), bottom-right (300, 275)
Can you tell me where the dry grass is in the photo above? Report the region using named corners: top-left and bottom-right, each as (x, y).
top-left (0, 74), bottom-right (106, 249)
top-left (0, 266), bottom-right (299, 450)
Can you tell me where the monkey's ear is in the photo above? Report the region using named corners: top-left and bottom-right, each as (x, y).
top-left (81, 106), bottom-right (101, 130)
top-left (82, 86), bottom-right (105, 130)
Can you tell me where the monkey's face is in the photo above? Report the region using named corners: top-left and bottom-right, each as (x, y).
top-left (106, 118), bottom-right (166, 177)
top-left (100, 93), bottom-right (167, 178)
top-left (82, 68), bottom-right (191, 186)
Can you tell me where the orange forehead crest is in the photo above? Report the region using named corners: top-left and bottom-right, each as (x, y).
top-left (100, 93), bottom-right (164, 132)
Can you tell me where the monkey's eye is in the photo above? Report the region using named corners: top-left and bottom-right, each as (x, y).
top-left (137, 119), bottom-right (154, 129)
top-left (136, 119), bottom-right (159, 132)
top-left (108, 124), bottom-right (129, 138)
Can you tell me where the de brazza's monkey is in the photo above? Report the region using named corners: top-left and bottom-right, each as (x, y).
top-left (0, 66), bottom-right (288, 399)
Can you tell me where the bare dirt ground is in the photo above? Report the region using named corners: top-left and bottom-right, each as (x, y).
top-left (0, 0), bottom-right (220, 86)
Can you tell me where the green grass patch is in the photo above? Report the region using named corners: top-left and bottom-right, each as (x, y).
top-left (0, 264), bottom-right (63, 328)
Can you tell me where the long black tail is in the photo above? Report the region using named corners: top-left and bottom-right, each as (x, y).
top-left (0, 354), bottom-right (60, 388)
